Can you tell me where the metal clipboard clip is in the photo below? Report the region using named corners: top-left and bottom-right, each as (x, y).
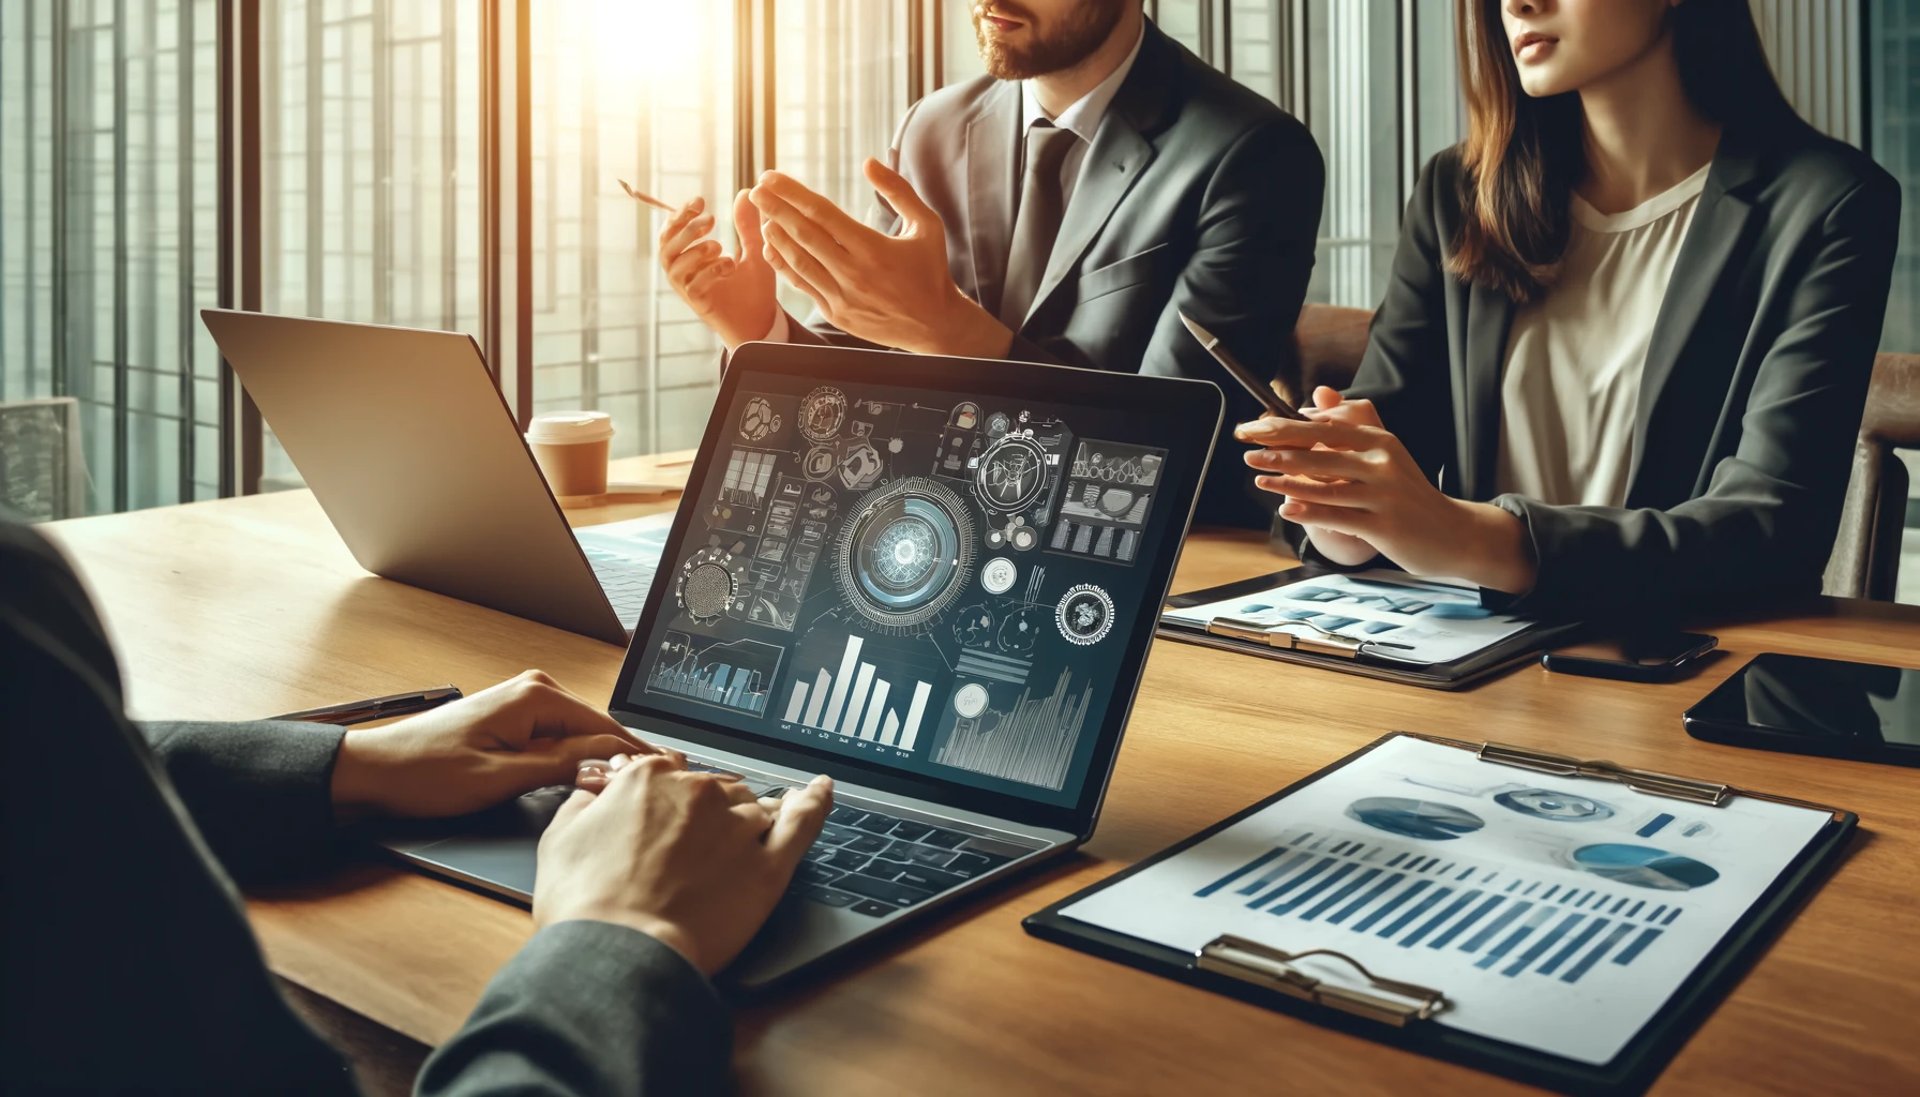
top-left (1195, 935), bottom-right (1448, 1027)
top-left (1204, 615), bottom-right (1417, 660)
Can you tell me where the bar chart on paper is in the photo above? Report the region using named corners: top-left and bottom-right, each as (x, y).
top-left (782, 635), bottom-right (934, 752)
top-left (646, 632), bottom-right (782, 718)
top-left (1193, 827), bottom-right (1686, 986)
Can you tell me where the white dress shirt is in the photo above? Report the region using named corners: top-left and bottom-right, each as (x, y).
top-left (741, 23), bottom-right (1147, 349)
top-left (1495, 161), bottom-right (1712, 508)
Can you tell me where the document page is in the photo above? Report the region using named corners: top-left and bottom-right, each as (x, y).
top-left (1058, 735), bottom-right (1832, 1064)
top-left (1163, 570), bottom-right (1535, 665)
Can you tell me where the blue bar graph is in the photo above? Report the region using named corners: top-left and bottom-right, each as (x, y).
top-left (1537, 918), bottom-right (1609, 977)
top-left (1378, 886), bottom-right (1453, 939)
top-left (1461, 900), bottom-right (1533, 952)
top-left (1638, 812), bottom-right (1675, 838)
top-left (1562, 922), bottom-right (1635, 983)
top-left (1428, 893), bottom-right (1504, 950)
top-left (1301, 867), bottom-right (1382, 921)
top-left (1190, 826), bottom-right (1685, 986)
top-left (1504, 912), bottom-right (1584, 977)
top-left (1401, 889), bottom-right (1481, 948)
top-left (1328, 872), bottom-right (1405, 926)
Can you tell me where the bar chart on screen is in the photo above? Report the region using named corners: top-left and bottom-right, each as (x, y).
top-left (782, 634), bottom-right (935, 752)
top-left (645, 631), bottom-right (783, 718)
top-left (1193, 827), bottom-right (1686, 985)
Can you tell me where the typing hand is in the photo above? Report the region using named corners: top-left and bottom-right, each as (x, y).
top-left (750, 159), bottom-right (1013, 358)
top-left (328, 670), bottom-right (649, 821)
top-left (536, 753), bottom-right (833, 975)
top-left (657, 192), bottom-right (782, 348)
top-left (1235, 394), bottom-right (1537, 594)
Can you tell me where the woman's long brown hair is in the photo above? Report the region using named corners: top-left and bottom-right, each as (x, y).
top-left (1448, 0), bottom-right (1798, 303)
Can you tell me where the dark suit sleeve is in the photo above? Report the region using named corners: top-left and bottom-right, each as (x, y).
top-left (1342, 153), bottom-right (1458, 485)
top-left (1288, 152), bottom-right (1455, 562)
top-left (2, 525), bottom-right (355, 1093)
top-left (789, 101), bottom-right (921, 351)
top-left (139, 719), bottom-right (348, 882)
top-left (1491, 172), bottom-right (1901, 614)
top-left (417, 921), bottom-right (732, 1096)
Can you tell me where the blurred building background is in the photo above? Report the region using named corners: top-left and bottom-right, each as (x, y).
top-left (2, 0), bottom-right (1914, 557)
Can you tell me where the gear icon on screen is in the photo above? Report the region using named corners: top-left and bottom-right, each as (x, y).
top-left (1056, 583), bottom-right (1115, 646)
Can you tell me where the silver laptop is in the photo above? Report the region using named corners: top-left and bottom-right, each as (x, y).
top-left (384, 341), bottom-right (1225, 989)
top-left (201, 310), bottom-right (662, 646)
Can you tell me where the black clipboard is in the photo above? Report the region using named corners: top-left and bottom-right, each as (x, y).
top-left (1023, 732), bottom-right (1858, 1095)
top-left (1160, 566), bottom-right (1584, 690)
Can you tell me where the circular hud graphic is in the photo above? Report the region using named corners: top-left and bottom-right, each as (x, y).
top-left (676, 546), bottom-right (744, 623)
top-left (953, 682), bottom-right (991, 720)
top-left (834, 477), bottom-right (975, 628)
top-left (1344, 797), bottom-right (1484, 841)
top-left (980, 556), bottom-right (1018, 595)
top-left (1571, 844), bottom-right (1720, 891)
top-left (1056, 583), bottom-right (1116, 646)
top-left (998, 606), bottom-right (1043, 654)
top-left (976, 435), bottom-right (1048, 513)
top-left (738, 396), bottom-right (781, 442)
top-left (799, 387), bottom-right (847, 443)
top-left (1494, 788), bottom-right (1615, 822)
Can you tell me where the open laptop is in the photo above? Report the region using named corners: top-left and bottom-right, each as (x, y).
top-left (200, 310), bottom-right (663, 646)
top-left (384, 341), bottom-right (1224, 988)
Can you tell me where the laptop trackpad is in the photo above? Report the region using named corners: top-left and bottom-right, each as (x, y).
top-left (387, 787), bottom-right (569, 899)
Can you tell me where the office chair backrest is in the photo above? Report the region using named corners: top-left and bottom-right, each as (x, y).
top-left (1824, 351), bottom-right (1920, 602)
top-left (1285, 303), bottom-right (1373, 403)
top-left (0, 397), bottom-right (87, 521)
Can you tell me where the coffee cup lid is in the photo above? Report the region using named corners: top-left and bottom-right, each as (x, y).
top-left (525, 410), bottom-right (614, 444)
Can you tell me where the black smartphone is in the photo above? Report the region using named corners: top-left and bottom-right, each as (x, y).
top-left (1683, 652), bottom-right (1920, 767)
top-left (1540, 631), bottom-right (1717, 683)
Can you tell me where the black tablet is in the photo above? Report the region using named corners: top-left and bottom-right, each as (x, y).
top-left (1683, 653), bottom-right (1920, 767)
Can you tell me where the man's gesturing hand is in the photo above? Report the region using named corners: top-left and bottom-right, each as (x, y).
top-left (657, 191), bottom-right (781, 348)
top-left (750, 158), bottom-right (1014, 358)
top-left (534, 753), bottom-right (834, 976)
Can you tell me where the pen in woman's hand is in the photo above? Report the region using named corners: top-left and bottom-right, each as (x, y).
top-left (269, 685), bottom-right (463, 726)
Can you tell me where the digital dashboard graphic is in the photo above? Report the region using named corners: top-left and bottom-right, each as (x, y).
top-left (629, 377), bottom-right (1180, 805)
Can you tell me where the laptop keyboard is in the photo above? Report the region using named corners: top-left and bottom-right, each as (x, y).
top-left (581, 543), bottom-right (657, 624)
top-left (682, 762), bottom-right (1029, 918)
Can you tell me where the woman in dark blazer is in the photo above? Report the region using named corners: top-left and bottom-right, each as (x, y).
top-left (1238, 0), bottom-right (1900, 616)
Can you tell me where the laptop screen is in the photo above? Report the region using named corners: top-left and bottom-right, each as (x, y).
top-left (616, 350), bottom-right (1219, 821)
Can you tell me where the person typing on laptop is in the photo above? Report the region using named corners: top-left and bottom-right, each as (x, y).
top-left (2, 515), bottom-right (831, 1093)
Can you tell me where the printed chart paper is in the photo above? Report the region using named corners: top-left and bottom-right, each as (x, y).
top-left (1163, 570), bottom-right (1534, 665)
top-left (1058, 736), bottom-right (1831, 1064)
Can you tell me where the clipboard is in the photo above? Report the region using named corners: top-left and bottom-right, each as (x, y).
top-left (1160, 566), bottom-right (1584, 690)
top-left (1023, 732), bottom-right (1857, 1095)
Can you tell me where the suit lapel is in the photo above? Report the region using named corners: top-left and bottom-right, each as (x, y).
top-left (1625, 137), bottom-right (1762, 495)
top-left (965, 83), bottom-right (1021, 316)
top-left (1020, 20), bottom-right (1180, 329)
top-left (1462, 280), bottom-right (1516, 500)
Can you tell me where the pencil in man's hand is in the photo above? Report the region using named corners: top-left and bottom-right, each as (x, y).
top-left (617, 178), bottom-right (677, 212)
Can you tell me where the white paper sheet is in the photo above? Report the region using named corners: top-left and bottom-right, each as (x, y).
top-left (1058, 736), bottom-right (1831, 1064)
top-left (1163, 570), bottom-right (1535, 665)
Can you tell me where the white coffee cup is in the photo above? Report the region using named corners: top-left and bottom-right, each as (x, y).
top-left (525, 411), bottom-right (614, 498)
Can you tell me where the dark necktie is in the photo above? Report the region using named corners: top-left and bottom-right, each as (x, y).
top-left (998, 121), bottom-right (1079, 330)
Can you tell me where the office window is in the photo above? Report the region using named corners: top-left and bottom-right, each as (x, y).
top-left (1, 0), bottom-right (221, 515)
top-left (1867, 0), bottom-right (1917, 355)
top-left (527, 0), bottom-right (734, 456)
top-left (1223, 1), bottom-right (1462, 309)
top-left (770, 0), bottom-right (910, 324)
top-left (258, 0), bottom-right (483, 489)
top-left (941, 0), bottom-right (986, 86)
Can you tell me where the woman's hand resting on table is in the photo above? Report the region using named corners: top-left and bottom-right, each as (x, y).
top-left (1237, 386), bottom-right (1538, 596)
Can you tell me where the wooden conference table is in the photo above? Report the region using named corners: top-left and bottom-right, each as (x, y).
top-left (43, 453), bottom-right (1920, 1096)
